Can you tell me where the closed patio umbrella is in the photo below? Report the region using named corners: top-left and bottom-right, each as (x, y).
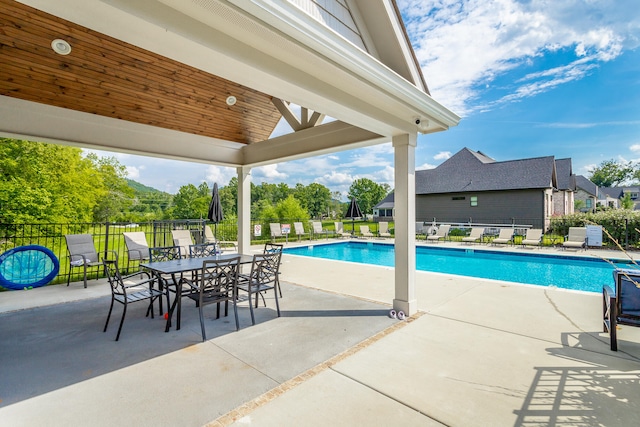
top-left (345, 198), bottom-right (363, 236)
top-left (207, 183), bottom-right (224, 240)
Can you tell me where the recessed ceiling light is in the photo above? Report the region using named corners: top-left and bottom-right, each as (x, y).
top-left (226, 96), bottom-right (237, 106)
top-left (51, 39), bottom-right (71, 55)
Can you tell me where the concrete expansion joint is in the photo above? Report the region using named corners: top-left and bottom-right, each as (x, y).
top-left (210, 311), bottom-right (425, 426)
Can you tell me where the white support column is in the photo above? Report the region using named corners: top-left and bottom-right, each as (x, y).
top-left (393, 133), bottom-right (417, 315)
top-left (237, 166), bottom-right (251, 254)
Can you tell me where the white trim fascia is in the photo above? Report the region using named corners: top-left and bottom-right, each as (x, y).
top-left (230, 0), bottom-right (460, 129)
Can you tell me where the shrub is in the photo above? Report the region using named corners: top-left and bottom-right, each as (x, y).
top-left (550, 211), bottom-right (640, 248)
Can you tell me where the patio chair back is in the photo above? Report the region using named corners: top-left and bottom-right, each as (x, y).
top-left (603, 269), bottom-right (640, 351)
top-left (237, 252), bottom-right (282, 325)
top-left (149, 245), bottom-right (182, 262)
top-left (426, 224), bottom-right (450, 241)
top-left (360, 225), bottom-right (373, 238)
top-left (123, 232), bottom-right (149, 261)
top-left (293, 222), bottom-right (307, 239)
top-left (204, 225), bottom-right (216, 244)
top-left (312, 222), bottom-right (324, 234)
top-left (64, 234), bottom-right (101, 287)
top-left (102, 251), bottom-right (160, 341)
top-left (181, 256), bottom-right (241, 341)
top-left (379, 222), bottom-right (391, 237)
top-left (269, 223), bottom-right (282, 237)
top-left (189, 242), bottom-right (218, 258)
top-left (171, 229), bottom-right (193, 257)
top-left (522, 229), bottom-right (543, 247)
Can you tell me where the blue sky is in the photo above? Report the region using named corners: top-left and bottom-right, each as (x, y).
top-left (88, 0), bottom-right (640, 197)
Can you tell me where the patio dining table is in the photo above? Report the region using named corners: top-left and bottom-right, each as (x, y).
top-left (140, 253), bottom-right (254, 332)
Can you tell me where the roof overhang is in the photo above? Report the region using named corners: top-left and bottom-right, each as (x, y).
top-left (1, 0), bottom-right (460, 167)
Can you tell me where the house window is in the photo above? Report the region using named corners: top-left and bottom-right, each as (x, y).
top-left (452, 196), bottom-right (465, 201)
top-left (470, 196), bottom-right (478, 207)
top-left (586, 199), bottom-right (592, 208)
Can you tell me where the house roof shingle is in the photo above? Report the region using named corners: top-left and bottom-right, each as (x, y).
top-left (575, 175), bottom-right (597, 196)
top-left (415, 147), bottom-right (557, 195)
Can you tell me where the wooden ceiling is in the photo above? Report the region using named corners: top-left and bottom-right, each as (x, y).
top-left (0, 0), bottom-right (282, 145)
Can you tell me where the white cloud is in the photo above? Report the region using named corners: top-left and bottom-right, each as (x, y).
top-left (416, 162), bottom-right (437, 170)
top-left (125, 166), bottom-right (140, 179)
top-left (253, 164), bottom-right (288, 182)
top-left (398, 0), bottom-right (636, 115)
top-left (630, 144), bottom-right (640, 153)
top-left (206, 165), bottom-right (236, 186)
top-left (433, 151), bottom-right (451, 160)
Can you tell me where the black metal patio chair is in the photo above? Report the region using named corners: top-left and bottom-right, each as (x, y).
top-left (603, 268), bottom-right (640, 351)
top-left (237, 251), bottom-right (282, 325)
top-left (178, 256), bottom-right (241, 341)
top-left (102, 251), bottom-right (163, 341)
top-left (147, 245), bottom-right (183, 314)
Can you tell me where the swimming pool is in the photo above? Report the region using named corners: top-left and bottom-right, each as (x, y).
top-left (283, 241), bottom-right (633, 293)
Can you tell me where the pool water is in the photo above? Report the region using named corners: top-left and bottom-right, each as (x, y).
top-left (283, 241), bottom-right (633, 293)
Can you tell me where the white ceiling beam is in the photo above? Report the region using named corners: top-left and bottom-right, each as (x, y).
top-left (242, 121), bottom-right (386, 167)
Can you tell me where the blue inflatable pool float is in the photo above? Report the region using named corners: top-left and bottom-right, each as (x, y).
top-left (0, 245), bottom-right (60, 290)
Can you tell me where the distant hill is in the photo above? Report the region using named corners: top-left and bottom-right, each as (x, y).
top-left (126, 179), bottom-right (168, 195)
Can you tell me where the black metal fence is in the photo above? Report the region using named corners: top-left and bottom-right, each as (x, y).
top-left (0, 219), bottom-right (338, 286)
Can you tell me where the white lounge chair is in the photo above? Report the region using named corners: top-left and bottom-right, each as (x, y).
top-left (462, 227), bottom-right (484, 244)
top-left (426, 224), bottom-right (450, 242)
top-left (378, 222), bottom-right (391, 238)
top-left (171, 229), bottom-right (193, 257)
top-left (270, 223), bottom-right (289, 243)
top-left (204, 225), bottom-right (237, 252)
top-left (521, 229), bottom-right (543, 248)
top-left (334, 222), bottom-right (352, 238)
top-left (359, 225), bottom-right (374, 238)
top-left (491, 228), bottom-right (514, 246)
top-left (563, 227), bottom-right (587, 250)
top-left (293, 222), bottom-right (308, 241)
top-left (312, 221), bottom-right (329, 240)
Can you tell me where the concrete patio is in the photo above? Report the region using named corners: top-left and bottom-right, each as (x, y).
top-left (1, 241), bottom-right (640, 426)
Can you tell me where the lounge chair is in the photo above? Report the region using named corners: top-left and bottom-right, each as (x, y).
top-left (293, 222), bottom-right (308, 241)
top-left (563, 227), bottom-right (587, 250)
top-left (359, 225), bottom-right (374, 238)
top-left (521, 229), bottom-right (543, 248)
top-left (603, 268), bottom-right (640, 351)
top-left (204, 225), bottom-right (238, 252)
top-left (270, 223), bottom-right (287, 243)
top-left (171, 229), bottom-right (193, 258)
top-left (334, 222), bottom-right (352, 238)
top-left (378, 222), bottom-right (391, 238)
top-left (123, 231), bottom-right (150, 270)
top-left (64, 234), bottom-right (101, 288)
top-left (426, 224), bottom-right (450, 242)
top-left (312, 221), bottom-right (329, 240)
top-left (462, 227), bottom-right (484, 244)
top-left (491, 228), bottom-right (514, 246)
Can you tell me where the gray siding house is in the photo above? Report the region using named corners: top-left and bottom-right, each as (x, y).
top-left (575, 175), bottom-right (597, 212)
top-left (374, 147), bottom-right (575, 230)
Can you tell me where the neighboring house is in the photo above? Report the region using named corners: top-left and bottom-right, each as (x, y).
top-left (374, 147), bottom-right (578, 230)
top-left (574, 175), bottom-right (598, 212)
top-left (553, 158), bottom-right (575, 216)
top-left (373, 192), bottom-right (395, 220)
top-left (598, 187), bottom-right (622, 209)
top-left (597, 186), bottom-right (640, 209)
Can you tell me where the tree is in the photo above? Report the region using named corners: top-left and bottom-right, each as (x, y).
top-left (293, 182), bottom-right (331, 218)
top-left (219, 177), bottom-right (238, 217)
top-left (86, 153), bottom-right (134, 221)
top-left (347, 178), bottom-right (391, 216)
top-left (275, 195), bottom-right (309, 221)
top-left (169, 183), bottom-right (209, 219)
top-left (621, 192), bottom-right (635, 210)
top-left (0, 138), bottom-right (101, 223)
top-left (588, 159), bottom-right (634, 187)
